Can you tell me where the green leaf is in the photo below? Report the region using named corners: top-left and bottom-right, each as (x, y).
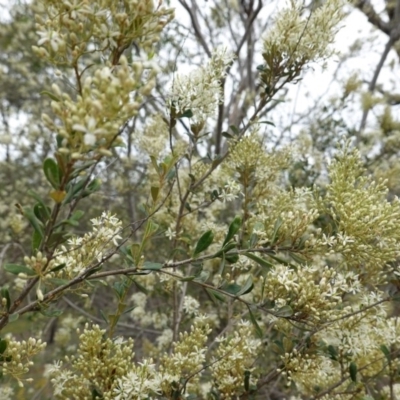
top-left (113, 278), bottom-right (129, 299)
top-left (246, 305), bottom-right (263, 339)
top-left (179, 109), bottom-right (193, 118)
top-left (327, 345), bottom-right (338, 361)
top-left (33, 203), bottom-right (51, 223)
top-left (69, 160), bottom-right (96, 178)
top-left (223, 216), bottom-right (241, 247)
top-left (151, 186), bottom-right (160, 202)
top-left (8, 314), bottom-right (19, 322)
top-left (91, 387), bottom-right (103, 399)
top-left (23, 207), bottom-right (44, 238)
top-left (249, 233), bottom-right (258, 248)
top-left (205, 288), bottom-right (226, 303)
top-left (222, 131), bottom-right (234, 139)
top-left (243, 252), bottom-right (273, 270)
top-left (80, 178), bottom-right (101, 198)
top-left (221, 282), bottom-right (242, 295)
top-left (130, 243), bottom-right (141, 263)
top-left (236, 276), bottom-right (254, 296)
top-left (99, 309), bottom-right (108, 324)
top-left (244, 370), bottom-right (251, 392)
top-left (129, 278), bottom-right (149, 295)
top-left (47, 278), bottom-right (69, 285)
top-left (46, 231), bottom-right (69, 248)
top-left (349, 362), bottom-right (357, 382)
top-left (43, 158), bottom-right (61, 189)
top-left (1, 288), bottom-right (11, 311)
top-left (166, 167), bottom-right (176, 181)
top-left (63, 178), bottom-right (87, 203)
top-left (0, 338), bottom-right (7, 355)
top-left (149, 156), bottom-right (159, 173)
top-left (40, 308), bottom-right (63, 317)
top-left (4, 264), bottom-right (36, 276)
top-left (56, 218), bottom-right (79, 227)
top-left (288, 252), bottom-right (307, 265)
top-left (380, 344), bottom-right (391, 361)
top-left (32, 230), bottom-right (42, 253)
top-left (194, 270), bottom-right (210, 283)
top-left (256, 64), bottom-right (265, 72)
top-left (144, 220), bottom-right (159, 238)
top-left (211, 189), bottom-right (219, 200)
top-left (225, 253), bottom-right (239, 264)
top-left (267, 253), bottom-right (297, 269)
top-left (217, 252), bottom-right (226, 277)
top-left (85, 265), bottom-right (103, 278)
top-left (41, 90), bottom-right (60, 102)
top-left (193, 230), bottom-right (214, 256)
top-left (270, 217), bottom-right (283, 245)
top-left (71, 210), bottom-right (85, 221)
top-left (249, 222), bottom-right (264, 247)
top-left (275, 305), bottom-right (293, 317)
top-left (259, 120), bottom-right (275, 127)
top-left (179, 275), bottom-right (196, 282)
top-left (28, 190), bottom-right (51, 217)
top-left (143, 261), bottom-right (163, 270)
top-left (229, 125), bottom-right (239, 135)
top-left (49, 263), bottom-right (66, 273)
top-left (223, 242), bottom-right (237, 252)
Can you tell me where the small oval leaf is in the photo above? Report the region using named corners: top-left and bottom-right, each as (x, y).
top-left (222, 216), bottom-right (242, 247)
top-left (247, 305), bottom-right (263, 339)
top-left (193, 230), bottom-right (214, 256)
top-left (0, 338), bottom-right (7, 354)
top-left (143, 261), bottom-right (163, 270)
top-left (244, 252), bottom-right (273, 270)
top-left (43, 158), bottom-right (61, 189)
top-left (349, 362), bottom-right (357, 382)
top-left (151, 186), bottom-right (160, 202)
top-left (4, 264), bottom-right (36, 276)
top-left (236, 276), bottom-right (254, 296)
top-left (23, 207), bottom-right (44, 238)
top-left (275, 305), bottom-right (293, 317)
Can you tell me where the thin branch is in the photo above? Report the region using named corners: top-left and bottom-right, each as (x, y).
top-left (178, 0), bottom-right (211, 57)
top-left (353, 0), bottom-right (390, 34)
top-left (357, 37), bottom-right (394, 138)
top-left (356, 0), bottom-right (400, 140)
top-left (62, 297), bottom-right (160, 334)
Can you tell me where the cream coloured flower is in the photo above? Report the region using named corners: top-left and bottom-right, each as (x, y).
top-left (170, 47), bottom-right (235, 124)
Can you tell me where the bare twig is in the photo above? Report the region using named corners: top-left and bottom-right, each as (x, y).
top-left (353, 0), bottom-right (390, 34)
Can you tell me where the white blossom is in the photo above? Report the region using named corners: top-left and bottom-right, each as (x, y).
top-left (170, 47), bottom-right (235, 123)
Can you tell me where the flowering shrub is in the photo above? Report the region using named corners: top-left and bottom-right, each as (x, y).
top-left (1, 0), bottom-right (400, 399)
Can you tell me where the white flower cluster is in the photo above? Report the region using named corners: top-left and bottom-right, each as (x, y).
top-left (0, 385), bottom-right (14, 400)
top-left (211, 321), bottom-right (261, 397)
top-left (170, 47), bottom-right (235, 124)
top-left (114, 359), bottom-right (162, 400)
top-left (263, 0), bottom-right (346, 63)
top-left (34, 0), bottom-right (174, 61)
top-left (48, 320), bottom-right (211, 398)
top-left (282, 291), bottom-right (399, 397)
top-left (220, 179), bottom-right (242, 203)
top-left (34, 0), bottom-right (173, 157)
top-left (265, 265), bottom-right (361, 324)
top-left (1, 336), bottom-right (46, 386)
top-left (183, 295), bottom-right (200, 315)
top-left (53, 211), bottom-right (122, 279)
top-left (42, 57), bottom-right (141, 155)
top-left (325, 147), bottom-right (400, 281)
